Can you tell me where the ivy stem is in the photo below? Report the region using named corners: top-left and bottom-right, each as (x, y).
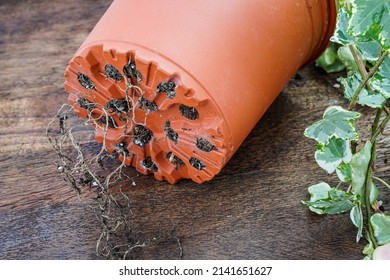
top-left (348, 47), bottom-right (389, 110)
top-left (372, 111), bottom-right (390, 141)
top-left (372, 108), bottom-right (383, 135)
top-left (363, 108), bottom-right (390, 249)
top-left (347, 48), bottom-right (388, 248)
top-left (364, 144), bottom-right (377, 249)
top-left (349, 44), bottom-right (368, 77)
top-left (372, 176), bottom-right (390, 190)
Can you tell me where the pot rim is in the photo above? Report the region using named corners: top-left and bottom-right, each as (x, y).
top-left (303, 0), bottom-right (337, 66)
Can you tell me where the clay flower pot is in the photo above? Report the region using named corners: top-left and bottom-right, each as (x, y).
top-left (64, 0), bottom-right (336, 184)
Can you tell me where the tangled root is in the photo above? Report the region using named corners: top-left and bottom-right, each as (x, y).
top-left (46, 103), bottom-right (182, 259)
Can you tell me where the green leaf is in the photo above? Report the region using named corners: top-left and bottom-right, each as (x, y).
top-left (363, 238), bottom-right (374, 259)
top-left (369, 180), bottom-right (379, 206)
top-left (349, 0), bottom-right (390, 50)
top-left (370, 213), bottom-right (390, 245)
top-left (363, 241), bottom-right (374, 254)
top-left (370, 55), bottom-right (390, 98)
top-left (303, 183), bottom-right (355, 214)
top-left (337, 45), bottom-right (359, 74)
top-left (315, 43), bottom-right (346, 73)
top-left (336, 0), bottom-right (348, 9)
top-left (350, 205), bottom-right (363, 242)
top-left (356, 40), bottom-right (382, 62)
top-left (332, 8), bottom-right (381, 62)
top-left (331, 8), bottom-right (355, 45)
top-left (315, 137), bottom-right (352, 173)
top-left (336, 162), bottom-right (352, 182)
top-left (304, 182), bottom-right (332, 214)
top-left (339, 73), bottom-right (386, 108)
top-left (304, 106), bottom-right (361, 145)
top-left (307, 182), bottom-right (331, 201)
top-left (351, 141), bottom-right (372, 204)
top-left (311, 189), bottom-right (355, 214)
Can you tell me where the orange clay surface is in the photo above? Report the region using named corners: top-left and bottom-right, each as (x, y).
top-left (65, 0), bottom-right (336, 183)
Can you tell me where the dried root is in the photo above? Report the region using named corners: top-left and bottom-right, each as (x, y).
top-left (46, 61), bottom-right (182, 259)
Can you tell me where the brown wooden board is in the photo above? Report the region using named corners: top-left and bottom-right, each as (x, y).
top-left (0, 0), bottom-right (389, 260)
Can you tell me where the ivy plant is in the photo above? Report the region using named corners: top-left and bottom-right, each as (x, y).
top-left (305, 0), bottom-right (390, 259)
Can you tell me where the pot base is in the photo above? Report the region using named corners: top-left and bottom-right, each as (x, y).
top-left (65, 44), bottom-right (232, 183)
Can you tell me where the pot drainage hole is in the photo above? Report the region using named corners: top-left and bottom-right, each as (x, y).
top-left (106, 98), bottom-right (129, 113)
top-left (179, 104), bottom-right (199, 120)
top-left (142, 156), bottom-right (158, 172)
top-left (139, 96), bottom-right (158, 112)
top-left (116, 142), bottom-right (129, 155)
top-left (78, 97), bottom-right (95, 111)
top-left (166, 152), bottom-right (184, 168)
top-left (133, 125), bottom-right (153, 147)
top-left (105, 64), bottom-right (123, 82)
top-left (156, 80), bottom-right (176, 99)
top-left (189, 157), bottom-right (206, 170)
top-left (196, 138), bottom-right (216, 152)
top-left (164, 121), bottom-right (178, 144)
top-left (123, 60), bottom-right (142, 83)
top-left (77, 73), bottom-right (95, 90)
top-left (99, 115), bottom-right (116, 128)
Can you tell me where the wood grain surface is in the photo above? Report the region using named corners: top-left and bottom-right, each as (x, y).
top-left (0, 0), bottom-right (389, 260)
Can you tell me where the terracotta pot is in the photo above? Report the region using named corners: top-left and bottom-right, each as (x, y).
top-left (64, 0), bottom-right (336, 184)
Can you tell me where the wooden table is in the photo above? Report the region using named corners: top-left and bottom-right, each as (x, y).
top-left (1, 0), bottom-right (388, 260)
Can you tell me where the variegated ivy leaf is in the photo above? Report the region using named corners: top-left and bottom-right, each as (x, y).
top-left (315, 43), bottom-right (346, 73)
top-left (303, 182), bottom-right (356, 215)
top-left (356, 40), bottom-right (382, 62)
top-left (350, 205), bottom-right (363, 242)
top-left (336, 162), bottom-right (352, 182)
top-left (351, 141), bottom-right (372, 205)
top-left (363, 238), bottom-right (374, 260)
top-left (303, 182), bottom-right (331, 214)
top-left (339, 73), bottom-right (386, 108)
top-left (304, 106), bottom-right (361, 145)
top-left (349, 0), bottom-right (390, 50)
top-left (315, 137), bottom-right (352, 174)
top-left (332, 8), bottom-right (354, 45)
top-left (370, 55), bottom-right (390, 99)
top-left (332, 7), bottom-right (382, 62)
top-left (369, 180), bottom-right (379, 206)
top-left (337, 45), bottom-right (359, 74)
top-left (371, 213), bottom-right (390, 245)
